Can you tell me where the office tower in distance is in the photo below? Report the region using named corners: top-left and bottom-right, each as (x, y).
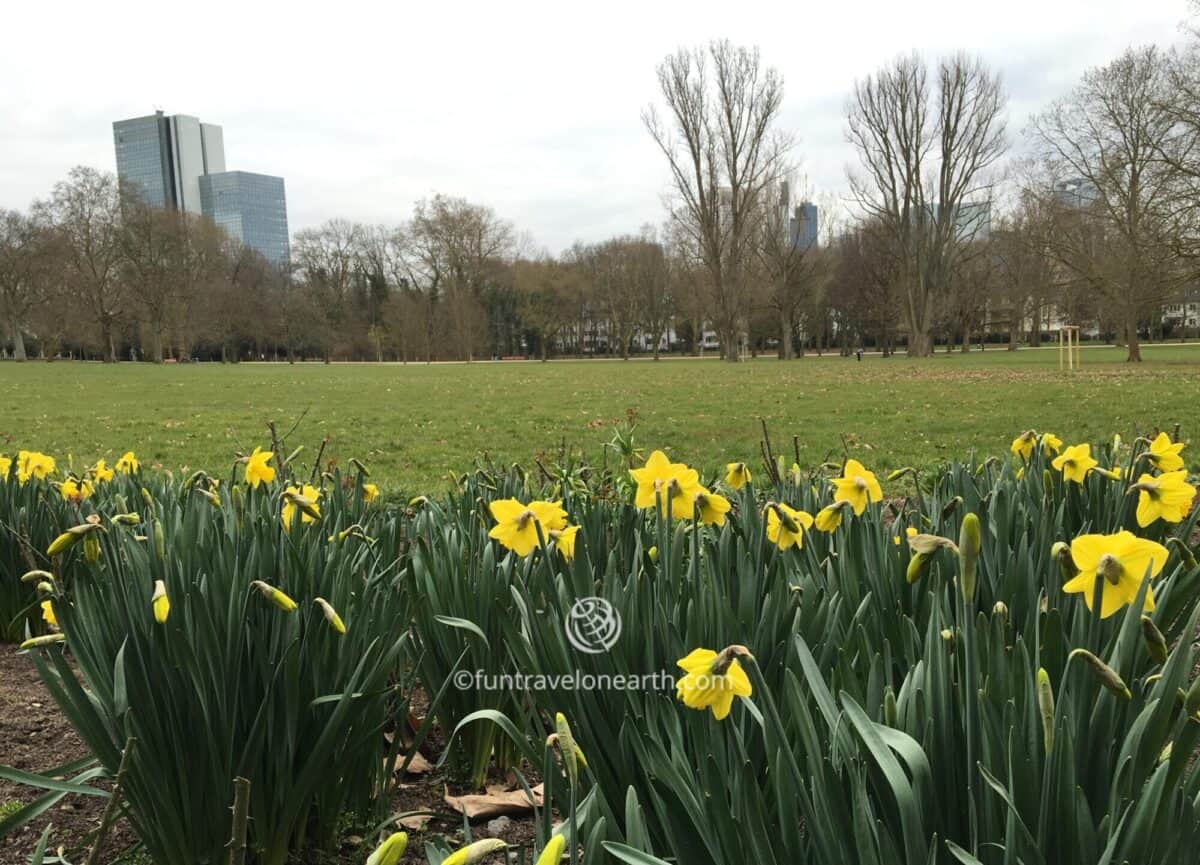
top-left (113, 110), bottom-right (288, 265)
top-left (791, 201), bottom-right (819, 251)
top-left (199, 171), bottom-right (290, 266)
top-left (112, 112), bottom-right (225, 213)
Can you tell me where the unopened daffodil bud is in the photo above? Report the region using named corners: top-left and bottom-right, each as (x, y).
top-left (251, 580), bottom-right (298, 612)
top-left (534, 836), bottom-right (566, 865)
top-left (21, 569), bottom-right (54, 584)
top-left (20, 633), bottom-right (66, 650)
top-left (112, 512), bottom-right (141, 526)
top-left (1140, 616), bottom-right (1168, 665)
top-left (1167, 537), bottom-right (1198, 571)
top-left (365, 831), bottom-right (407, 865)
top-left (314, 597), bottom-right (346, 634)
top-left (1037, 668), bottom-right (1055, 754)
top-left (554, 712), bottom-right (582, 788)
top-left (958, 513), bottom-right (981, 602)
top-left (1070, 648), bottom-right (1130, 700)
top-left (152, 580), bottom-right (170, 624)
top-left (442, 839), bottom-right (507, 865)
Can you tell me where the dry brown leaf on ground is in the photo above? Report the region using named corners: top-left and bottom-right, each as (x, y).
top-left (391, 751), bottom-right (435, 775)
top-left (443, 783), bottom-right (544, 820)
top-left (396, 812), bottom-right (435, 831)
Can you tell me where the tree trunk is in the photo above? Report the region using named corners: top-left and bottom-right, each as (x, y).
top-left (779, 310), bottom-right (794, 360)
top-left (908, 329), bottom-right (933, 357)
top-left (150, 329), bottom-right (164, 364)
top-left (1126, 319), bottom-right (1142, 362)
top-left (100, 322), bottom-right (117, 363)
top-left (10, 323), bottom-right (26, 361)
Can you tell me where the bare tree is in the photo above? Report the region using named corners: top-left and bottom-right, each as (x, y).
top-left (1031, 46), bottom-right (1184, 361)
top-left (847, 53), bottom-right (1006, 356)
top-left (0, 209), bottom-right (58, 360)
top-left (754, 176), bottom-right (829, 359)
top-left (645, 40), bottom-right (791, 361)
top-left (40, 167), bottom-right (127, 362)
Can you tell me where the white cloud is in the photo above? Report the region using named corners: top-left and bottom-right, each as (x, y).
top-left (0, 0), bottom-right (1190, 252)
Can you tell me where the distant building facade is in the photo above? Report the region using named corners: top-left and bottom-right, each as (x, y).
top-left (113, 112), bottom-right (225, 213)
top-left (790, 202), bottom-right (819, 251)
top-left (199, 171), bottom-right (290, 266)
top-left (113, 110), bottom-right (288, 265)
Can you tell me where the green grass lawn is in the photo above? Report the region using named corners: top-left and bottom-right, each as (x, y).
top-left (4, 342), bottom-right (1200, 491)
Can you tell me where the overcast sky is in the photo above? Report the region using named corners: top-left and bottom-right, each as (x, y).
top-left (1, 0), bottom-right (1192, 253)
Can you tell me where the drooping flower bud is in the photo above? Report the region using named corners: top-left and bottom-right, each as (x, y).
top-left (1070, 648), bottom-right (1130, 700)
top-left (152, 580), bottom-right (170, 624)
top-left (251, 580), bottom-right (298, 612)
top-left (1140, 616), bottom-right (1168, 665)
top-left (314, 597), bottom-right (346, 634)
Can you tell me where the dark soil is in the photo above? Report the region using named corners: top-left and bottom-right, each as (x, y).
top-left (0, 651), bottom-right (541, 865)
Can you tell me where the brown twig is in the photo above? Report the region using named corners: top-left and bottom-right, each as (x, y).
top-left (227, 776), bottom-right (251, 865)
top-left (309, 434), bottom-right (330, 485)
top-left (86, 737), bottom-right (135, 865)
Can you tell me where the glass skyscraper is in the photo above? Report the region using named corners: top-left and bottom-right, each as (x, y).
top-left (199, 171), bottom-right (290, 267)
top-left (113, 112), bottom-right (225, 213)
top-left (113, 110), bottom-right (288, 265)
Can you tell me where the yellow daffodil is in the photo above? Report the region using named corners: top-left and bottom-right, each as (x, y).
top-left (1062, 530), bottom-right (1168, 618)
top-left (630, 450), bottom-right (701, 520)
top-left (152, 580), bottom-right (170, 624)
top-left (1011, 431), bottom-right (1037, 459)
top-left (115, 451), bottom-right (139, 474)
top-left (1041, 433), bottom-right (1063, 454)
top-left (814, 502), bottom-right (847, 533)
top-left (725, 462), bottom-right (751, 490)
top-left (1131, 471), bottom-right (1196, 527)
top-left (90, 459), bottom-right (114, 483)
top-left (41, 600), bottom-right (57, 628)
top-left (1052, 444), bottom-right (1097, 484)
top-left (314, 597), bottom-right (347, 634)
top-left (0, 454), bottom-right (11, 479)
top-left (675, 646), bottom-right (753, 720)
top-left (17, 451), bottom-right (56, 484)
top-left (60, 477), bottom-right (94, 503)
top-left (245, 446), bottom-right (276, 488)
top-left (831, 459), bottom-right (883, 515)
top-left (1145, 432), bottom-right (1185, 472)
top-left (766, 502), bottom-right (814, 550)
top-left (694, 488), bottom-right (731, 526)
top-left (281, 484), bottom-right (321, 532)
top-left (365, 832), bottom-right (408, 865)
top-left (487, 499), bottom-right (568, 556)
top-left (362, 483), bottom-right (380, 503)
top-left (550, 525), bottom-right (580, 560)
top-left (442, 839), bottom-right (507, 865)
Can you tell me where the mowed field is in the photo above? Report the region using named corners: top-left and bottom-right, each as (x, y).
top-left (4, 343), bottom-right (1200, 491)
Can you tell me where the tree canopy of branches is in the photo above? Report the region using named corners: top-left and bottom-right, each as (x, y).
top-left (645, 39), bottom-right (791, 361)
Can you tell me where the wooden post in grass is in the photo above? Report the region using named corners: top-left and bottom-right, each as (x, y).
top-left (1058, 325), bottom-right (1080, 371)
top-left (86, 737), bottom-right (135, 865)
top-left (227, 776), bottom-right (251, 865)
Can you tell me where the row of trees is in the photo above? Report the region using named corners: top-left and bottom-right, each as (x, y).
top-left (6, 20), bottom-right (1200, 363)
